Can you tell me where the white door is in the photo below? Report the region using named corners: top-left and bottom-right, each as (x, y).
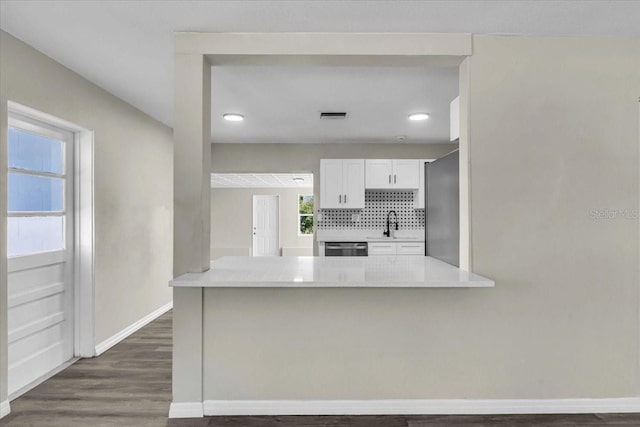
top-left (252, 195), bottom-right (280, 256)
top-left (342, 159), bottom-right (365, 209)
top-left (7, 115), bottom-right (75, 396)
top-left (320, 159), bottom-right (343, 209)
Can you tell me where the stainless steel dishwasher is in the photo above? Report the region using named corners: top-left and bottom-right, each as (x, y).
top-left (324, 242), bottom-right (368, 256)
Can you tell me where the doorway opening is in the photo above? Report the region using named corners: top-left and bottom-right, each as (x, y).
top-left (210, 173), bottom-right (314, 258)
top-left (206, 47), bottom-right (468, 265)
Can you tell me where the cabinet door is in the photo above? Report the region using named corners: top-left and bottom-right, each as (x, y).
top-left (365, 159), bottom-right (393, 189)
top-left (392, 159), bottom-right (420, 189)
top-left (397, 242), bottom-right (425, 255)
top-left (342, 159), bottom-right (365, 209)
top-left (320, 159), bottom-right (343, 209)
top-left (368, 242), bottom-right (396, 255)
top-left (415, 159), bottom-right (429, 209)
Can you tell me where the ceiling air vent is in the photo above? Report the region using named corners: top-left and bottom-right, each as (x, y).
top-left (320, 112), bottom-right (347, 119)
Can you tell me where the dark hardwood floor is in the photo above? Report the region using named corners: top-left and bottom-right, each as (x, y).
top-left (1, 310), bottom-right (638, 426)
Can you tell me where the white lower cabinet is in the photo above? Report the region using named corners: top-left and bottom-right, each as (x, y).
top-left (368, 242), bottom-right (397, 255)
top-left (369, 241), bottom-right (424, 256)
top-left (396, 242), bottom-right (425, 255)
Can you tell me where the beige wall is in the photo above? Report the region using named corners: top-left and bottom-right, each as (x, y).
top-left (211, 187), bottom-right (314, 258)
top-left (0, 30), bottom-right (173, 402)
top-left (466, 35), bottom-right (640, 395)
top-left (212, 143), bottom-right (456, 173)
top-left (200, 36), bottom-right (640, 400)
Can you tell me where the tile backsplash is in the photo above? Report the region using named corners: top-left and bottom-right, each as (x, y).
top-left (317, 191), bottom-right (424, 230)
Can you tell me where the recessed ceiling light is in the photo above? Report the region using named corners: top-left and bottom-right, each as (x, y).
top-left (223, 113), bottom-right (244, 122)
top-left (408, 112), bottom-right (430, 121)
top-left (292, 177), bottom-right (305, 182)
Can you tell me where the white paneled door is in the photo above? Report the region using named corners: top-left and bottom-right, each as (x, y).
top-left (252, 195), bottom-right (280, 256)
top-left (7, 115), bottom-right (75, 397)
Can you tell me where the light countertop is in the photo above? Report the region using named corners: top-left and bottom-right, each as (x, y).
top-left (170, 256), bottom-right (494, 288)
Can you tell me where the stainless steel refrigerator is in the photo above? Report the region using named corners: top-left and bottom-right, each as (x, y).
top-left (425, 150), bottom-right (459, 267)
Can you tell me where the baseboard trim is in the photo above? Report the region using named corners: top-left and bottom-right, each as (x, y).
top-left (0, 400), bottom-right (10, 419)
top-left (169, 402), bottom-right (204, 418)
top-left (202, 398), bottom-right (640, 416)
top-left (9, 357), bottom-right (80, 402)
top-left (95, 301), bottom-right (172, 356)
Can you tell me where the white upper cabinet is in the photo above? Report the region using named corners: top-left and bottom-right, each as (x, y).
top-left (450, 96), bottom-right (460, 141)
top-left (342, 159), bottom-right (365, 208)
top-left (320, 159), bottom-right (365, 209)
top-left (365, 159), bottom-right (393, 189)
top-left (320, 159), bottom-right (343, 209)
top-left (365, 159), bottom-right (420, 189)
top-left (393, 159), bottom-right (420, 188)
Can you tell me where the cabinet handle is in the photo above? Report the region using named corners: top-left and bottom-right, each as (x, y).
top-left (388, 174), bottom-right (391, 184)
top-left (344, 194), bottom-right (347, 203)
top-left (339, 194), bottom-right (342, 204)
top-left (394, 174), bottom-right (397, 184)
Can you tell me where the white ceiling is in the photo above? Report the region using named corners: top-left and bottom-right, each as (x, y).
top-left (1, 1), bottom-right (639, 142)
top-left (211, 65), bottom-right (458, 144)
top-left (211, 173), bottom-right (313, 188)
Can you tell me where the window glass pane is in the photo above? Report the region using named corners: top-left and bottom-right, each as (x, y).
top-left (8, 173), bottom-right (64, 212)
top-left (298, 195), bottom-right (313, 234)
top-left (299, 194), bottom-right (313, 214)
top-left (299, 215), bottom-right (313, 235)
top-left (8, 127), bottom-right (64, 174)
top-left (8, 216), bottom-right (64, 257)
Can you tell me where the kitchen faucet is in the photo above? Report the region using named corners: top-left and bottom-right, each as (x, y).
top-left (384, 210), bottom-right (399, 237)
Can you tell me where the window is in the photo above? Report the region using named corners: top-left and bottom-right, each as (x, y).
top-left (7, 118), bottom-right (71, 257)
top-left (298, 194), bottom-right (313, 235)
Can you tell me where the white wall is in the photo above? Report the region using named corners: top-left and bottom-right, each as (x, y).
top-left (0, 30), bottom-right (173, 403)
top-left (211, 187), bottom-right (314, 258)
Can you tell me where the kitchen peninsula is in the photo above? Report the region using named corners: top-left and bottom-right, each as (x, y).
top-left (171, 255), bottom-right (493, 288)
top-left (169, 256), bottom-right (494, 418)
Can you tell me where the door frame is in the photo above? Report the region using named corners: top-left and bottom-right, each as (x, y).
top-left (7, 101), bottom-right (95, 363)
top-left (252, 195), bottom-right (280, 256)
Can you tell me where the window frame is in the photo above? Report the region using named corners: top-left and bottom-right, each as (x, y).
top-left (7, 114), bottom-right (74, 257)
